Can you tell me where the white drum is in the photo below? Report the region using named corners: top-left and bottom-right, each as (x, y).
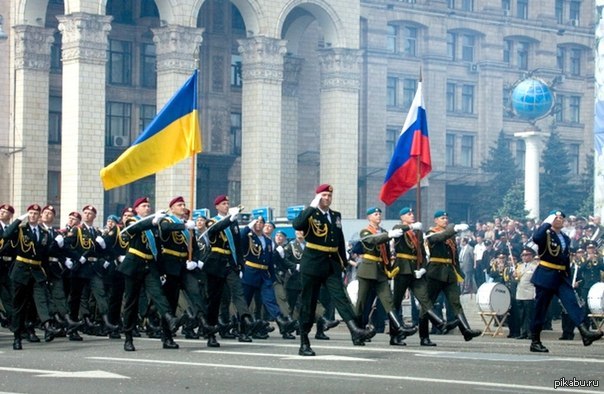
top-left (476, 282), bottom-right (511, 315)
top-left (587, 282), bottom-right (604, 314)
top-left (347, 279), bottom-right (359, 306)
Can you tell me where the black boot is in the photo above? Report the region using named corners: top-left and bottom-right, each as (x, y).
top-left (162, 332), bottom-right (180, 349)
top-left (419, 316), bottom-right (436, 346)
top-left (207, 334), bottom-right (220, 348)
top-left (345, 319), bottom-right (376, 346)
top-left (238, 315), bottom-right (253, 342)
top-left (44, 320), bottom-right (60, 343)
top-left (25, 325), bottom-right (40, 343)
top-left (64, 313), bottom-right (83, 330)
top-left (276, 315), bottom-right (295, 335)
top-left (578, 323), bottom-right (603, 346)
top-left (218, 317), bottom-right (235, 339)
top-left (102, 314), bottom-right (119, 331)
top-left (13, 332), bottom-right (22, 350)
top-left (124, 332), bottom-right (135, 351)
top-left (315, 317), bottom-right (330, 340)
top-left (426, 309), bottom-right (458, 334)
top-left (198, 315), bottom-right (218, 338)
top-left (530, 331), bottom-right (548, 353)
top-left (163, 313), bottom-right (182, 333)
top-left (457, 312), bottom-right (481, 341)
top-left (388, 311), bottom-right (417, 338)
top-left (298, 332), bottom-right (315, 356)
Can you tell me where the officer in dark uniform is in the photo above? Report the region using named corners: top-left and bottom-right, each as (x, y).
top-left (2, 204), bottom-right (60, 349)
top-left (292, 184), bottom-right (375, 356)
top-left (0, 203), bottom-right (15, 326)
top-left (102, 213), bottom-right (128, 338)
top-left (425, 210), bottom-right (481, 341)
top-left (117, 197), bottom-right (181, 352)
top-left (530, 210), bottom-right (603, 352)
top-left (391, 207), bottom-right (454, 346)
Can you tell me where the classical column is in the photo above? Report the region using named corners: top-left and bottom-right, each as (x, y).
top-left (594, 4), bottom-right (604, 218)
top-left (11, 25), bottom-right (54, 212)
top-left (282, 55), bottom-right (304, 210)
top-left (515, 130), bottom-right (548, 219)
top-left (57, 13), bottom-right (111, 222)
top-left (152, 25), bottom-right (203, 208)
top-left (238, 36), bottom-right (287, 212)
top-left (318, 48), bottom-right (361, 218)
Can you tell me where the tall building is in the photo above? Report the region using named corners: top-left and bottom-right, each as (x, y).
top-left (0, 0), bottom-right (594, 223)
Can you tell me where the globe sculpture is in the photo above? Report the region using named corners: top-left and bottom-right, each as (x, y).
top-left (511, 77), bottom-right (554, 120)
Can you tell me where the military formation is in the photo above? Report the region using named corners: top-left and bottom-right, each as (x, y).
top-left (0, 187), bottom-right (602, 355)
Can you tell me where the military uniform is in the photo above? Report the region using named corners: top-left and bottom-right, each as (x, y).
top-left (0, 206), bottom-right (16, 324)
top-left (283, 239), bottom-right (304, 315)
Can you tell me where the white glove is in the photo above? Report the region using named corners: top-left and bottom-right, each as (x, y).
top-left (543, 214), bottom-right (556, 225)
top-left (388, 228), bottom-right (404, 238)
top-left (160, 275), bottom-right (166, 286)
top-left (103, 261), bottom-right (110, 269)
top-left (310, 194), bottom-right (322, 208)
top-left (54, 234), bottom-right (64, 248)
top-left (186, 260), bottom-right (197, 270)
top-left (454, 224), bottom-right (469, 232)
top-left (64, 258), bottom-right (74, 270)
top-left (197, 260), bottom-right (204, 270)
top-left (276, 245), bottom-right (285, 258)
top-left (152, 210), bottom-right (167, 225)
top-left (17, 213), bottom-right (28, 221)
top-left (248, 219), bottom-right (258, 229)
top-left (228, 207), bottom-right (240, 222)
top-left (411, 222), bottom-right (423, 231)
top-left (95, 235), bottom-right (106, 249)
top-left (185, 220), bottom-right (196, 230)
top-left (296, 263), bottom-right (300, 272)
top-left (239, 271), bottom-right (243, 279)
top-left (414, 268), bottom-right (427, 279)
top-left (79, 256), bottom-right (87, 264)
top-left (118, 255), bottom-right (125, 263)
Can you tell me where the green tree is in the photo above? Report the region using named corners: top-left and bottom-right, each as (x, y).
top-left (577, 154), bottom-right (594, 217)
top-left (477, 130), bottom-right (520, 218)
top-left (539, 131), bottom-right (573, 216)
top-left (497, 182), bottom-right (528, 219)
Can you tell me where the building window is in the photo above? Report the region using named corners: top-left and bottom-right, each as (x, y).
top-left (503, 85), bottom-right (512, 117)
top-left (461, 0), bottom-right (474, 11)
top-left (502, 0), bottom-right (511, 13)
top-left (447, 33), bottom-right (456, 61)
top-left (106, 101), bottom-right (132, 147)
top-left (446, 133), bottom-right (455, 166)
top-left (569, 143), bottom-right (579, 174)
top-left (461, 34), bottom-right (475, 62)
top-left (49, 96), bottom-right (62, 144)
top-left (139, 104), bottom-right (156, 132)
top-left (461, 84), bottom-right (474, 114)
top-left (386, 24), bottom-right (397, 53)
top-left (232, 4), bottom-right (246, 31)
top-left (231, 112), bottom-right (242, 156)
top-left (108, 39), bottom-right (132, 85)
top-left (555, 0), bottom-right (564, 23)
top-left (517, 41), bottom-right (529, 70)
top-left (460, 135), bottom-right (474, 167)
top-left (446, 82), bottom-right (456, 113)
top-left (504, 39), bottom-right (529, 70)
top-left (555, 95), bottom-right (565, 122)
top-left (569, 96), bottom-right (581, 123)
top-left (140, 43), bottom-right (156, 88)
top-left (107, 0), bottom-right (134, 24)
top-left (403, 26), bottom-right (417, 57)
top-left (141, 0), bottom-right (159, 18)
top-left (47, 171), bottom-right (61, 205)
top-left (231, 54), bottom-right (242, 87)
top-left (557, 46), bottom-right (566, 71)
top-left (516, 139), bottom-right (526, 170)
top-left (50, 32), bottom-right (62, 73)
top-left (517, 0), bottom-right (528, 19)
top-left (569, 48), bottom-right (581, 76)
top-left (569, 0), bottom-right (580, 22)
top-left (448, 0), bottom-right (455, 8)
top-left (386, 128), bottom-right (398, 158)
top-left (387, 76), bottom-right (398, 107)
top-left (402, 78), bottom-right (417, 109)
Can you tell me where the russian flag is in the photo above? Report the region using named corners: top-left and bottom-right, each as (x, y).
top-left (379, 81), bottom-right (432, 205)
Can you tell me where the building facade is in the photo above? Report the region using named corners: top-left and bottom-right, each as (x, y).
top-left (0, 0), bottom-right (595, 224)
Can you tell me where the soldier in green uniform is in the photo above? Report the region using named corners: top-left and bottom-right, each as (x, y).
top-left (292, 184), bottom-right (376, 356)
top-left (391, 207), bottom-right (456, 346)
top-left (425, 210), bottom-right (481, 341)
top-left (2, 204), bottom-right (60, 349)
top-left (355, 206), bottom-right (417, 346)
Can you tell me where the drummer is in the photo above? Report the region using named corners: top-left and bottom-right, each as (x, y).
top-left (529, 210), bottom-right (603, 353)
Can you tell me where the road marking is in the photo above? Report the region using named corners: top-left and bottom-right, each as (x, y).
top-left (0, 367), bottom-right (129, 379)
top-left (88, 356), bottom-right (599, 393)
top-left (191, 349), bottom-right (375, 361)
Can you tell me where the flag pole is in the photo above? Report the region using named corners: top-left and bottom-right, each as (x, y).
top-left (187, 51), bottom-right (201, 261)
top-left (415, 68), bottom-right (423, 222)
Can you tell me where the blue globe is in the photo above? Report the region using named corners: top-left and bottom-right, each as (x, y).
top-left (511, 78), bottom-right (554, 120)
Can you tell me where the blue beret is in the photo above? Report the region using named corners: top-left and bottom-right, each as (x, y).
top-left (275, 230), bottom-right (287, 237)
top-left (399, 207), bottom-right (413, 216)
top-left (366, 207), bottom-right (382, 215)
top-left (549, 209), bottom-right (565, 218)
top-left (107, 215), bottom-right (119, 223)
top-left (434, 210), bottom-right (448, 218)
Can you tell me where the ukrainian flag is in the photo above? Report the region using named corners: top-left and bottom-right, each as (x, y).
top-left (100, 70), bottom-right (202, 190)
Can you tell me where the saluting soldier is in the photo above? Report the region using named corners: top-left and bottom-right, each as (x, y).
top-left (529, 210), bottom-right (603, 352)
top-left (425, 210), bottom-right (481, 341)
top-left (292, 184), bottom-right (375, 356)
top-left (3, 204), bottom-right (60, 349)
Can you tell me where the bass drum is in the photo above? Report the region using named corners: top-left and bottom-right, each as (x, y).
top-left (347, 279), bottom-right (359, 306)
top-left (476, 282), bottom-right (511, 315)
top-left (587, 282), bottom-right (604, 314)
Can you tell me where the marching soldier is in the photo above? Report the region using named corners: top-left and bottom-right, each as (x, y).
top-left (292, 184), bottom-right (375, 356)
top-left (0, 203), bottom-right (15, 327)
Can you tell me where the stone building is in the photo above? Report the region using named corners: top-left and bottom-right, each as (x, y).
top-left (0, 0), bottom-right (595, 223)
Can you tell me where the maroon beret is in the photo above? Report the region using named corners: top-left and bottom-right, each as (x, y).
top-left (121, 206), bottom-right (134, 216)
top-left (82, 205), bottom-right (97, 214)
top-left (42, 205), bottom-right (56, 215)
top-left (169, 196), bottom-right (185, 207)
top-left (27, 204), bottom-right (41, 212)
top-left (69, 211), bottom-right (82, 221)
top-left (315, 184), bottom-right (333, 193)
top-left (133, 197), bottom-right (150, 210)
top-left (0, 204), bottom-right (14, 214)
top-left (214, 194), bottom-right (228, 205)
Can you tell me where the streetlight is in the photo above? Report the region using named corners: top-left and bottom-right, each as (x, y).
top-left (0, 15), bottom-right (8, 40)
